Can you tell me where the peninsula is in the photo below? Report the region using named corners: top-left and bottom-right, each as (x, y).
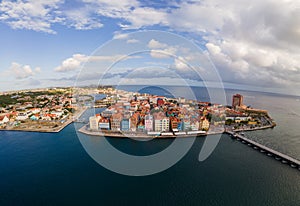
top-left (0, 86), bottom-right (275, 135)
top-left (79, 87), bottom-right (276, 138)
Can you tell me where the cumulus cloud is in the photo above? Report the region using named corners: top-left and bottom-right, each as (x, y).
top-left (54, 54), bottom-right (87, 72)
top-left (1, 0), bottom-right (300, 92)
top-left (54, 54), bottom-right (140, 72)
top-left (0, 0), bottom-right (63, 34)
top-left (148, 39), bottom-right (168, 49)
top-left (147, 39), bottom-right (178, 58)
top-left (9, 62), bottom-right (41, 79)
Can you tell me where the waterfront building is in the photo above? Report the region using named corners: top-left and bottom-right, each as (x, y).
top-left (190, 120), bottom-right (200, 131)
top-left (153, 112), bottom-right (169, 132)
top-left (121, 118), bottom-right (130, 131)
top-left (99, 118), bottom-right (110, 130)
top-left (137, 121), bottom-right (145, 131)
top-left (130, 113), bottom-right (139, 131)
top-left (145, 114), bottom-right (154, 131)
top-left (170, 116), bottom-right (179, 131)
top-left (177, 120), bottom-right (183, 131)
top-left (183, 117), bottom-right (191, 131)
top-left (200, 117), bottom-right (210, 131)
top-left (89, 116), bottom-right (99, 130)
top-left (110, 113), bottom-right (123, 131)
top-left (232, 94), bottom-right (244, 109)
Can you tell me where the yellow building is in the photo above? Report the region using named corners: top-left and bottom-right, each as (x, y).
top-left (200, 118), bottom-right (210, 131)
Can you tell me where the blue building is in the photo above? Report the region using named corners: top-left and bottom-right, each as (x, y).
top-left (177, 121), bottom-right (183, 131)
top-left (121, 119), bottom-right (130, 131)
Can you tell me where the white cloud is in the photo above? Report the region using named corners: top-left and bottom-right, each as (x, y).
top-left (148, 39), bottom-right (168, 49)
top-left (0, 0), bottom-right (62, 34)
top-left (113, 32), bottom-right (129, 40)
top-left (126, 39), bottom-right (139, 44)
top-left (174, 57), bottom-right (190, 71)
top-left (1, 0), bottom-right (300, 93)
top-left (9, 62), bottom-right (41, 79)
top-left (122, 7), bottom-right (167, 29)
top-left (63, 7), bottom-right (103, 30)
top-left (54, 53), bottom-right (140, 72)
top-left (54, 54), bottom-right (86, 72)
top-left (147, 39), bottom-right (178, 58)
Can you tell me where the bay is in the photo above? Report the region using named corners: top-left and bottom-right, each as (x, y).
top-left (0, 86), bottom-right (299, 205)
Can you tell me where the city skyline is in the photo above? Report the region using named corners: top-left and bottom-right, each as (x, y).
top-left (0, 0), bottom-right (299, 96)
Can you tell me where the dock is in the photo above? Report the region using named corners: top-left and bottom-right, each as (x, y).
top-left (226, 131), bottom-right (300, 170)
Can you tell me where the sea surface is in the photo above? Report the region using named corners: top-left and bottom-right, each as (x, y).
top-left (0, 86), bottom-right (299, 205)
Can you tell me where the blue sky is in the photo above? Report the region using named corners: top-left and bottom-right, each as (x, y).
top-left (0, 0), bottom-right (299, 95)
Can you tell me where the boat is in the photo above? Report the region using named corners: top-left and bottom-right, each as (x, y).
top-left (247, 143), bottom-right (252, 147)
top-left (275, 156), bottom-right (281, 161)
top-left (267, 153), bottom-right (273, 157)
top-left (240, 132), bottom-right (245, 136)
top-left (282, 160), bottom-right (288, 164)
top-left (242, 140), bottom-right (246, 144)
top-left (260, 150), bottom-right (265, 153)
top-left (290, 164), bottom-right (297, 168)
top-left (253, 146), bottom-right (258, 150)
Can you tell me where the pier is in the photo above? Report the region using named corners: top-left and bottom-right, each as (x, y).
top-left (226, 131), bottom-right (300, 170)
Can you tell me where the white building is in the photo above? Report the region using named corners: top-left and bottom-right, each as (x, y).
top-left (154, 118), bottom-right (169, 132)
top-left (0, 115), bottom-right (9, 125)
top-left (89, 116), bottom-right (99, 130)
top-left (16, 112), bottom-right (28, 121)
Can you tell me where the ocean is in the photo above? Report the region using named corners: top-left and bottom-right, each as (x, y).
top-left (0, 86), bottom-right (299, 205)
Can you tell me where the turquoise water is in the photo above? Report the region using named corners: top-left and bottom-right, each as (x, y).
top-left (0, 87), bottom-right (299, 205)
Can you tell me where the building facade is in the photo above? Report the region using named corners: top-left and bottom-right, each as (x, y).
top-left (232, 94), bottom-right (244, 109)
top-left (145, 114), bottom-right (153, 131)
top-left (89, 116), bottom-right (99, 130)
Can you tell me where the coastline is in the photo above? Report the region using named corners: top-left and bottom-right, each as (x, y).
top-left (78, 125), bottom-right (208, 139)
top-left (77, 122), bottom-right (276, 139)
top-left (0, 107), bottom-right (88, 133)
top-left (0, 110), bottom-right (276, 136)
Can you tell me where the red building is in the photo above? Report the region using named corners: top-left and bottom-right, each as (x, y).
top-left (232, 94), bottom-right (244, 109)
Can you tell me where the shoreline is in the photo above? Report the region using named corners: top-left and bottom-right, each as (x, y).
top-left (0, 107), bottom-right (88, 133)
top-left (77, 123), bottom-right (275, 139)
top-left (78, 125), bottom-right (208, 139)
top-left (0, 105), bottom-right (276, 136)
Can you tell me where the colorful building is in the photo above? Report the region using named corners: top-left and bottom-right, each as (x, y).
top-left (121, 118), bottom-right (130, 131)
top-left (145, 114), bottom-right (153, 131)
top-left (110, 113), bottom-right (123, 131)
top-left (153, 112), bottom-right (169, 132)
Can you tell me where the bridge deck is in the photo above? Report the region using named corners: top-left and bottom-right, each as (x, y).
top-left (226, 131), bottom-right (300, 166)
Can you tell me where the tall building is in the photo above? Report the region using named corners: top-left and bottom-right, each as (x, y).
top-left (232, 94), bottom-right (244, 109)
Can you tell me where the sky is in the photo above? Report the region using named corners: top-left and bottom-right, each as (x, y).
top-left (0, 0), bottom-right (299, 96)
